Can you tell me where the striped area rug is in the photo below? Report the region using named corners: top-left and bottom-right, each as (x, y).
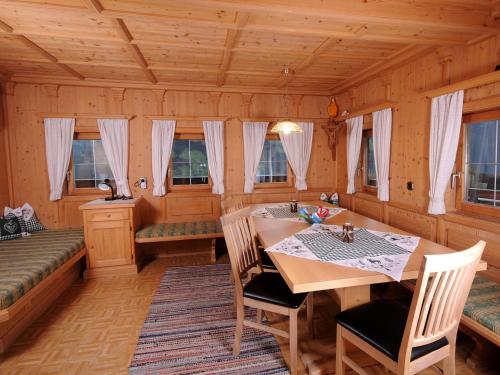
top-left (129, 263), bottom-right (290, 374)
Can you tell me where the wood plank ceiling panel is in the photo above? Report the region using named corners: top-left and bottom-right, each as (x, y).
top-left (0, 0), bottom-right (497, 92)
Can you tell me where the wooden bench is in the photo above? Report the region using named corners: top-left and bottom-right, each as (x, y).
top-left (135, 220), bottom-right (223, 263)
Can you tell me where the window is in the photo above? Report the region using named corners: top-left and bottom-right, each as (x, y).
top-left (457, 109), bottom-right (500, 216)
top-left (256, 139), bottom-right (288, 184)
top-left (364, 131), bottom-right (377, 188)
top-left (69, 138), bottom-right (114, 194)
top-left (170, 139), bottom-right (209, 187)
top-left (464, 117), bottom-right (500, 207)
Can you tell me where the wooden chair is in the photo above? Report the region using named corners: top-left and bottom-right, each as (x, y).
top-left (221, 207), bottom-right (313, 375)
top-left (335, 241), bottom-right (486, 375)
top-left (221, 196), bottom-right (277, 272)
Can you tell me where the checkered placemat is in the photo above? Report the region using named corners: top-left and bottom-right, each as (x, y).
top-left (295, 229), bottom-right (410, 262)
top-left (265, 205), bottom-right (317, 219)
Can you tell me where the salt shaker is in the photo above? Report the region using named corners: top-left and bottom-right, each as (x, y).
top-left (290, 200), bottom-right (298, 213)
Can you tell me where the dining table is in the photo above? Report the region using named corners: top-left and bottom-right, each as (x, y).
top-left (252, 201), bottom-right (488, 311)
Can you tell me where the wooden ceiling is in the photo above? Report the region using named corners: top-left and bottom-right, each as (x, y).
top-left (0, 0), bottom-right (498, 94)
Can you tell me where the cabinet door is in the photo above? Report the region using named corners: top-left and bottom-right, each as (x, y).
top-left (86, 220), bottom-right (132, 268)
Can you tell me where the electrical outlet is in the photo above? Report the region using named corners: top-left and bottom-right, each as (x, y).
top-left (139, 177), bottom-right (147, 189)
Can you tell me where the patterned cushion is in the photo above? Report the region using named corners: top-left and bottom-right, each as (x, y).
top-left (0, 214), bottom-right (27, 241)
top-left (136, 220), bottom-right (223, 240)
top-left (404, 276), bottom-right (500, 336)
top-left (463, 276), bottom-right (500, 335)
top-left (24, 212), bottom-right (46, 233)
top-left (0, 229), bottom-right (84, 309)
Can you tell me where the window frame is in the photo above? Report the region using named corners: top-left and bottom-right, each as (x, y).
top-left (356, 115), bottom-right (377, 195)
top-left (254, 133), bottom-right (294, 189)
top-left (67, 131), bottom-right (114, 196)
top-left (455, 109), bottom-right (500, 218)
top-left (167, 133), bottom-right (212, 192)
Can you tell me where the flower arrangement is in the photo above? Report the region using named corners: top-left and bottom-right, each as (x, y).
top-left (298, 207), bottom-right (330, 224)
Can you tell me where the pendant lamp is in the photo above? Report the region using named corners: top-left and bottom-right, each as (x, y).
top-left (270, 67), bottom-right (302, 134)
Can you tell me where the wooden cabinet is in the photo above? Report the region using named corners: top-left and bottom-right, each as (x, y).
top-left (80, 198), bottom-right (142, 278)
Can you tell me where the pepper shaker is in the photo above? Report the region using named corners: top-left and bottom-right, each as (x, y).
top-left (290, 200), bottom-right (298, 213)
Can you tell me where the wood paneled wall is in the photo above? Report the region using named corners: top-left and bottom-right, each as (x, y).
top-left (0, 94), bottom-right (10, 209)
top-left (2, 84), bottom-right (334, 228)
top-left (335, 34), bottom-right (500, 279)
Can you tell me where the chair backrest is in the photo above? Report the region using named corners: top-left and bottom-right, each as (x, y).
top-left (220, 207), bottom-right (261, 292)
top-left (399, 241), bottom-right (485, 363)
top-left (221, 196), bottom-right (245, 214)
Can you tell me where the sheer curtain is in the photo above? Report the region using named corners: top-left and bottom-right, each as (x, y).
top-left (243, 121), bottom-right (268, 193)
top-left (44, 118), bottom-right (75, 201)
top-left (373, 109), bottom-right (392, 201)
top-left (97, 119), bottom-right (132, 197)
top-left (428, 90), bottom-right (464, 214)
top-left (151, 120), bottom-right (176, 196)
top-left (203, 120), bottom-right (225, 194)
top-left (279, 122), bottom-right (314, 190)
top-left (346, 116), bottom-right (363, 194)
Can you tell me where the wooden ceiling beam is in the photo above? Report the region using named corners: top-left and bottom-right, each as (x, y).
top-left (216, 12), bottom-right (249, 87)
top-left (0, 18), bottom-right (84, 80)
top-left (83, 0), bottom-right (157, 84)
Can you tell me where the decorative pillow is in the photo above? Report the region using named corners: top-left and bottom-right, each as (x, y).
top-left (4, 203), bottom-right (46, 233)
top-left (0, 214), bottom-right (24, 241)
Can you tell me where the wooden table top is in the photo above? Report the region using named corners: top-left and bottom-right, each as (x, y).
top-left (252, 201), bottom-right (487, 293)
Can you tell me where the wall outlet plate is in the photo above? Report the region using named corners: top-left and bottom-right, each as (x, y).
top-left (406, 181), bottom-right (414, 191)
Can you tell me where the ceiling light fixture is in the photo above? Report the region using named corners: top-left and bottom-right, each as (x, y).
top-left (270, 67), bottom-right (302, 135)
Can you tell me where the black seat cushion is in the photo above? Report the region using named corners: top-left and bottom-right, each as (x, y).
top-left (336, 299), bottom-right (448, 361)
top-left (260, 249), bottom-right (277, 270)
top-left (243, 272), bottom-right (307, 309)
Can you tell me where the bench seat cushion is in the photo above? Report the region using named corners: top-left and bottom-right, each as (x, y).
top-left (135, 220), bottom-right (223, 242)
top-left (0, 229), bottom-right (84, 310)
top-left (463, 276), bottom-right (500, 336)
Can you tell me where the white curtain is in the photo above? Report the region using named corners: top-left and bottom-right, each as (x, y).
top-left (243, 122), bottom-right (268, 193)
top-left (346, 116), bottom-right (363, 194)
top-left (279, 122), bottom-right (314, 190)
top-left (428, 90), bottom-right (464, 215)
top-left (152, 120), bottom-right (176, 196)
top-left (373, 109), bottom-right (392, 201)
top-left (97, 119), bottom-right (132, 197)
top-left (203, 121), bottom-right (225, 195)
top-left (44, 118), bottom-right (75, 201)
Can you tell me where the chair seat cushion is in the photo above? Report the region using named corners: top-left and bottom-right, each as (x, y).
top-left (135, 220), bottom-right (222, 241)
top-left (463, 276), bottom-right (500, 335)
top-left (260, 250), bottom-right (277, 270)
top-left (243, 272), bottom-right (307, 309)
top-left (336, 299), bottom-right (448, 362)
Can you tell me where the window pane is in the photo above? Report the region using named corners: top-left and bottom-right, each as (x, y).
top-left (171, 139), bottom-right (209, 186)
top-left (467, 121), bottom-right (496, 164)
top-left (365, 135), bottom-right (377, 187)
top-left (467, 164), bottom-right (495, 190)
top-left (256, 140), bottom-right (288, 183)
top-left (72, 139), bottom-right (114, 190)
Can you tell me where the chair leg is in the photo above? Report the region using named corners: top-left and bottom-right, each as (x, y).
top-left (442, 341), bottom-right (456, 375)
top-left (306, 293), bottom-right (314, 338)
top-left (336, 326), bottom-right (347, 375)
top-left (233, 300), bottom-right (244, 356)
top-left (289, 309), bottom-right (299, 375)
top-left (256, 308), bottom-right (262, 324)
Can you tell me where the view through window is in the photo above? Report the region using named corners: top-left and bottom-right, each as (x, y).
top-left (72, 139), bottom-right (114, 189)
top-left (256, 140), bottom-right (288, 183)
top-left (364, 132), bottom-right (377, 187)
top-left (171, 139), bottom-right (209, 185)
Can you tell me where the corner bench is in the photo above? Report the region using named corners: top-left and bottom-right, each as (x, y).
top-left (135, 220), bottom-right (223, 263)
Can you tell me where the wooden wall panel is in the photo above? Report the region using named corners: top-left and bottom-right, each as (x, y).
top-left (0, 95), bottom-right (10, 209)
top-left (387, 205), bottom-right (437, 241)
top-left (351, 194), bottom-right (384, 222)
top-left (2, 84), bottom-right (333, 228)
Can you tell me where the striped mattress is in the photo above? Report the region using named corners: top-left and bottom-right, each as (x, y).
top-left (0, 229), bottom-right (84, 310)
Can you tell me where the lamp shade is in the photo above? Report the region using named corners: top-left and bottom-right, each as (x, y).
top-left (270, 120), bottom-right (302, 135)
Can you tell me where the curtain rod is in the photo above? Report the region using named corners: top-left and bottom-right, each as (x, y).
top-left (145, 116), bottom-right (228, 121)
top-left (39, 113), bottom-right (135, 120)
top-left (422, 70), bottom-right (500, 98)
top-left (238, 117), bottom-right (327, 122)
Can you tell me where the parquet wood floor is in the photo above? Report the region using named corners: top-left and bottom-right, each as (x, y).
top-left (0, 255), bottom-right (497, 375)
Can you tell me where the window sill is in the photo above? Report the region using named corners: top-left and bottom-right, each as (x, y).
top-left (254, 183), bottom-right (292, 190)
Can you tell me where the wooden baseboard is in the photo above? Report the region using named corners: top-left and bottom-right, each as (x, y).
top-left (0, 262), bottom-right (81, 353)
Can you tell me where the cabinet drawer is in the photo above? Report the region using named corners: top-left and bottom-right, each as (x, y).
top-left (86, 209), bottom-right (129, 222)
